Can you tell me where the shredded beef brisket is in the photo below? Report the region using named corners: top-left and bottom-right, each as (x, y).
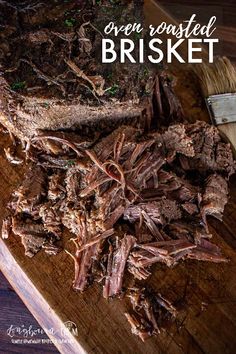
top-left (2, 118), bottom-right (235, 342)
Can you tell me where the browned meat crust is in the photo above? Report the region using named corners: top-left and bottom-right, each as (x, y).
top-left (12, 216), bottom-right (49, 257)
top-left (201, 174), bottom-right (229, 224)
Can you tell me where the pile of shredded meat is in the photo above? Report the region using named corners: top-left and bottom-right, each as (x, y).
top-left (2, 120), bottom-right (235, 341)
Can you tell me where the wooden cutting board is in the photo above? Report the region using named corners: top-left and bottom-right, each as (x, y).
top-left (1, 2), bottom-right (236, 354)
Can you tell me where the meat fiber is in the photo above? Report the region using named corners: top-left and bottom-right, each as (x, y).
top-left (162, 124), bottom-right (194, 158)
top-left (10, 165), bottom-right (47, 217)
top-left (180, 121), bottom-right (235, 176)
top-left (65, 168), bottom-right (81, 202)
top-left (124, 199), bottom-right (182, 226)
top-left (155, 72), bottom-right (184, 126)
top-left (73, 229), bottom-right (114, 292)
top-left (103, 235), bottom-right (136, 298)
top-left (128, 239), bottom-right (197, 271)
top-left (73, 244), bottom-right (101, 292)
top-left (12, 216), bottom-right (50, 257)
top-left (125, 287), bottom-right (177, 341)
top-left (48, 173), bottom-right (66, 201)
top-left (39, 202), bottom-right (62, 239)
top-left (201, 174), bottom-right (229, 224)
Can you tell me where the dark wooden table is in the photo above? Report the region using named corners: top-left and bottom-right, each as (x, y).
top-left (0, 272), bottom-right (59, 354)
top-left (1, 1), bottom-right (236, 353)
top-left (158, 0), bottom-right (236, 63)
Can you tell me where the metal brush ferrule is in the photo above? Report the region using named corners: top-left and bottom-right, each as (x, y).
top-left (206, 93), bottom-right (236, 125)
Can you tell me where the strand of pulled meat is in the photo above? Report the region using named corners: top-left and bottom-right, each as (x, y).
top-left (75, 229), bottom-right (114, 253)
top-left (31, 135), bottom-right (84, 157)
top-left (85, 149), bottom-right (139, 197)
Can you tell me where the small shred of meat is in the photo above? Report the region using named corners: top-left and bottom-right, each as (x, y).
top-left (124, 312), bottom-right (153, 342)
top-left (128, 239), bottom-right (196, 271)
top-left (48, 173), bottom-right (66, 201)
top-left (125, 287), bottom-right (177, 341)
top-left (12, 216), bottom-right (49, 257)
top-left (39, 202), bottom-right (62, 239)
top-left (187, 238), bottom-right (228, 263)
top-left (201, 174), bottom-right (228, 224)
top-left (65, 168), bottom-right (81, 202)
top-left (182, 202), bottom-right (199, 215)
top-left (73, 243), bottom-right (101, 292)
top-left (158, 72), bottom-right (184, 125)
top-left (162, 124), bottom-right (194, 158)
top-left (11, 165), bottom-right (47, 216)
top-left (128, 264), bottom-right (151, 281)
top-left (42, 243), bottom-right (61, 255)
top-left (103, 235), bottom-right (136, 298)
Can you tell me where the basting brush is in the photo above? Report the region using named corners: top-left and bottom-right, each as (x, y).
top-left (143, 1), bottom-right (236, 153)
top-left (193, 57), bottom-right (236, 155)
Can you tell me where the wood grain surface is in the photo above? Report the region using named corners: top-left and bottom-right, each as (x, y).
top-left (1, 1), bottom-right (236, 354)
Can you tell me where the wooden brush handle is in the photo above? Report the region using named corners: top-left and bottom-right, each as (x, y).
top-left (144, 1), bottom-right (235, 158)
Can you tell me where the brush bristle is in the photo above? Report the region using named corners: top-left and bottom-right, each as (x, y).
top-left (193, 57), bottom-right (236, 97)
